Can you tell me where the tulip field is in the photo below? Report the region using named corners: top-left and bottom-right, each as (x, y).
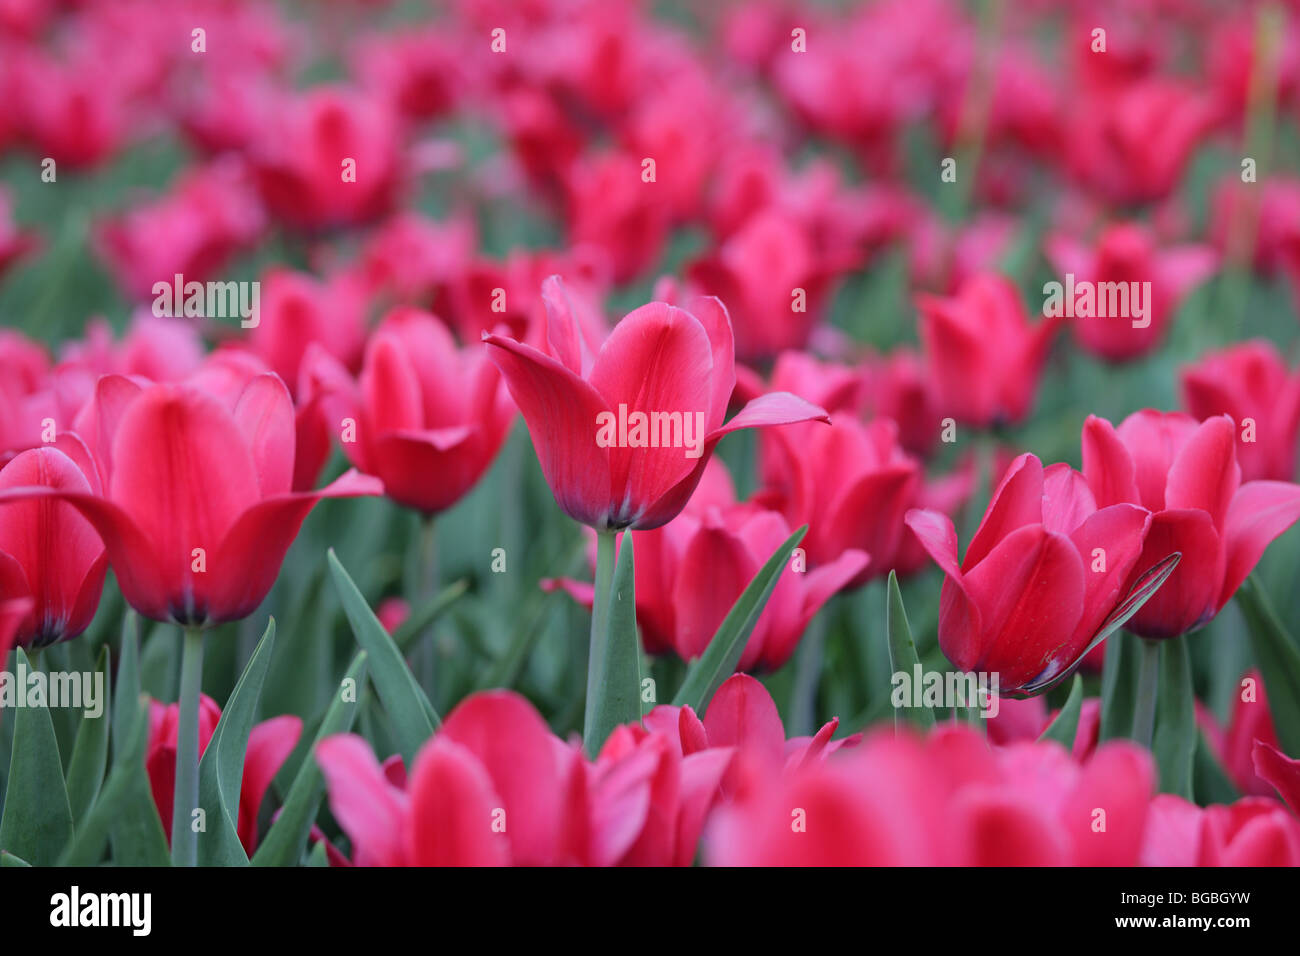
top-left (3, 0), bottom-right (1300, 886)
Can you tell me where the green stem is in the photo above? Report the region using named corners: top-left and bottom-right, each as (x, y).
top-left (789, 610), bottom-right (829, 737)
top-left (583, 531), bottom-right (617, 754)
top-left (1133, 637), bottom-right (1160, 750)
top-left (171, 625), bottom-right (204, 867)
top-left (416, 515), bottom-right (438, 693)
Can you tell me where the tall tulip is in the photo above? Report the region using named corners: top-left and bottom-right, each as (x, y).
top-left (0, 372), bottom-right (380, 867)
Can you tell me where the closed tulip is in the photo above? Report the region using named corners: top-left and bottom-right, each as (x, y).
top-left (0, 445), bottom-right (107, 648)
top-left (1181, 341), bottom-right (1300, 481)
top-left (483, 280), bottom-right (829, 531)
top-left (313, 306), bottom-right (516, 516)
top-left (916, 274), bottom-right (1062, 429)
top-left (906, 453), bottom-right (1152, 693)
top-left (147, 695), bottom-right (301, 855)
top-left (1082, 410), bottom-right (1300, 639)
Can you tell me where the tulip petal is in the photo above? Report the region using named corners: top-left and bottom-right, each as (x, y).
top-left (1219, 480), bottom-right (1300, 609)
top-left (964, 453), bottom-right (1044, 570)
top-left (1252, 739), bottom-right (1300, 814)
top-left (406, 738), bottom-right (510, 866)
top-left (484, 333), bottom-right (614, 528)
top-left (589, 302), bottom-right (714, 516)
top-left (316, 734), bottom-right (409, 867)
top-left (904, 508), bottom-right (982, 662)
top-left (1165, 414), bottom-right (1239, 532)
top-left (1124, 508), bottom-right (1223, 639)
top-left (238, 715), bottom-right (302, 854)
top-left (702, 674), bottom-right (786, 768)
top-left (438, 690), bottom-right (563, 866)
top-left (670, 523), bottom-right (756, 660)
top-left (233, 373), bottom-right (296, 497)
top-left (209, 469), bottom-right (383, 623)
top-left (963, 524), bottom-right (1086, 688)
top-left (1066, 503), bottom-right (1151, 648)
top-left (1081, 414), bottom-right (1139, 508)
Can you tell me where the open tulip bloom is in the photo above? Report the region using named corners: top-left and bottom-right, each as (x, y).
top-left (9, 0), bottom-right (1300, 885)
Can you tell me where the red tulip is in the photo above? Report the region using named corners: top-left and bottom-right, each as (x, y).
top-left (686, 209), bottom-right (842, 361)
top-left (316, 690), bottom-right (729, 866)
top-left (1068, 80), bottom-right (1218, 205)
top-left (483, 280), bottom-right (829, 531)
top-left (1197, 669), bottom-right (1283, 797)
top-left (916, 274), bottom-right (1062, 429)
top-left (1182, 340), bottom-right (1300, 481)
top-left (1142, 794), bottom-right (1300, 866)
top-left (147, 694), bottom-right (301, 855)
top-left (706, 724), bottom-right (1154, 865)
top-left (761, 416), bottom-right (919, 586)
top-left (906, 452), bottom-right (1153, 693)
top-left (565, 152), bottom-right (669, 283)
top-left (1253, 740), bottom-right (1300, 815)
top-left (0, 598), bottom-right (29, 671)
top-left (546, 460), bottom-right (867, 671)
top-left (1082, 410), bottom-right (1300, 639)
top-left (1, 374), bottom-right (381, 626)
top-left (246, 269), bottom-right (367, 394)
top-left (0, 445), bottom-right (107, 648)
top-left (640, 673), bottom-right (856, 772)
top-left (311, 307), bottom-right (515, 515)
top-left (1045, 223), bottom-right (1216, 362)
top-left (94, 159), bottom-right (265, 303)
top-left (249, 86), bottom-right (402, 231)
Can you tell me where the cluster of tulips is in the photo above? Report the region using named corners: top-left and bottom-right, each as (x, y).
top-left (1, 0), bottom-right (1300, 868)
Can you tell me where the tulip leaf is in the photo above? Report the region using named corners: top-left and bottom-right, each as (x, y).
top-left (393, 578), bottom-right (470, 653)
top-left (1235, 575), bottom-right (1300, 756)
top-left (885, 570), bottom-right (935, 730)
top-left (1193, 729), bottom-right (1240, 806)
top-left (1039, 674), bottom-right (1084, 748)
top-left (0, 850), bottom-right (30, 867)
top-left (196, 617), bottom-right (278, 867)
top-left (111, 610), bottom-right (141, 761)
top-left (1152, 635), bottom-right (1195, 799)
top-left (251, 651), bottom-right (368, 868)
top-left (328, 549), bottom-right (438, 764)
top-left (673, 525), bottom-right (807, 715)
top-left (1020, 552), bottom-right (1181, 696)
top-left (0, 650), bottom-right (75, 865)
top-left (306, 840), bottom-right (331, 867)
top-left (64, 645), bottom-right (112, 824)
top-left (584, 531), bottom-right (641, 754)
top-left (1100, 630), bottom-right (1139, 741)
top-left (60, 694), bottom-right (157, 865)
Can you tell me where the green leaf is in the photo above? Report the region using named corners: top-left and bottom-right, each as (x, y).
top-left (1193, 730), bottom-right (1240, 806)
top-left (251, 651), bottom-right (368, 868)
top-left (328, 549), bottom-right (437, 765)
top-left (393, 578), bottom-right (470, 653)
top-left (1235, 575), bottom-right (1300, 756)
top-left (1100, 630), bottom-right (1140, 741)
top-left (0, 850), bottom-right (31, 866)
top-left (196, 617), bottom-right (278, 866)
top-left (1020, 552), bottom-right (1181, 696)
top-left (885, 570), bottom-right (935, 730)
top-left (64, 645), bottom-right (112, 824)
top-left (673, 526), bottom-right (807, 714)
top-left (111, 610), bottom-right (141, 761)
top-left (61, 694), bottom-right (165, 866)
top-left (0, 649), bottom-right (75, 865)
top-left (1152, 636), bottom-right (1195, 799)
top-left (305, 839), bottom-right (331, 867)
top-left (1039, 675), bottom-right (1083, 747)
top-left (584, 531), bottom-right (641, 754)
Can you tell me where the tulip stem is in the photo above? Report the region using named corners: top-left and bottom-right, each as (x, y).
top-left (416, 515), bottom-right (438, 692)
top-left (1133, 637), bottom-right (1160, 750)
top-left (172, 625), bottom-right (204, 867)
top-left (583, 530), bottom-right (618, 755)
